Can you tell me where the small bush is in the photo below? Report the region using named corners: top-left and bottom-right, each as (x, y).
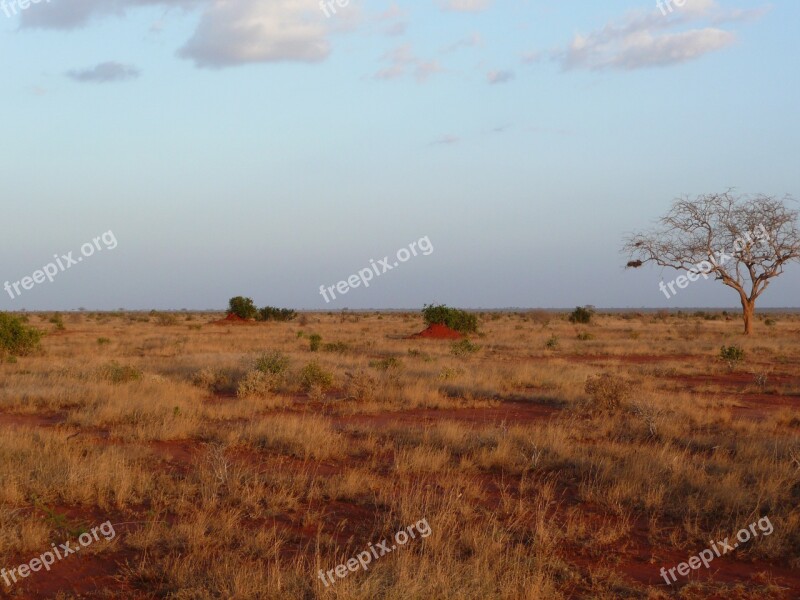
top-left (0, 312), bottom-right (42, 357)
top-left (254, 351), bottom-right (290, 377)
top-left (257, 307), bottom-right (297, 322)
top-left (720, 345), bottom-right (745, 364)
top-left (527, 310), bottom-right (551, 326)
top-left (49, 313), bottom-right (65, 330)
top-left (154, 312), bottom-right (178, 326)
top-left (568, 306), bottom-right (593, 324)
top-left (422, 304), bottom-right (478, 334)
top-left (545, 335), bottom-right (559, 350)
top-left (438, 367), bottom-right (464, 380)
top-left (323, 341), bottom-right (349, 353)
top-left (407, 349), bottom-right (432, 362)
top-left (345, 370), bottom-right (377, 401)
top-left (585, 373), bottom-right (630, 410)
top-left (308, 334), bottom-right (322, 352)
top-left (97, 337), bottom-right (111, 345)
top-left (237, 370), bottom-right (278, 398)
top-left (451, 339), bottom-right (480, 357)
top-left (370, 357), bottom-right (401, 371)
top-left (298, 362), bottom-right (334, 391)
top-left (193, 367), bottom-right (231, 393)
top-left (98, 362), bottom-right (143, 384)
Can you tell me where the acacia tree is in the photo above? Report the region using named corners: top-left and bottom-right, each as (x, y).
top-left (623, 191), bottom-right (800, 335)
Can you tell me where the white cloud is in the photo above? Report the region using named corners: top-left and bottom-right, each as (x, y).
top-left (487, 69), bottom-right (514, 84)
top-left (67, 61), bottom-right (141, 83)
top-left (439, 0), bottom-right (492, 13)
top-left (19, 0), bottom-right (203, 30)
top-left (20, 0), bottom-right (334, 70)
top-left (416, 60), bottom-right (444, 82)
top-left (442, 32), bottom-right (483, 53)
top-left (553, 1), bottom-right (766, 71)
top-left (372, 3), bottom-right (407, 37)
top-left (373, 44), bottom-right (444, 82)
top-left (179, 0), bottom-right (331, 68)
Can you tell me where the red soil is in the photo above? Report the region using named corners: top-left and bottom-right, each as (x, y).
top-left (210, 313), bottom-right (256, 326)
top-left (407, 323), bottom-right (463, 339)
top-left (330, 401), bottom-right (559, 429)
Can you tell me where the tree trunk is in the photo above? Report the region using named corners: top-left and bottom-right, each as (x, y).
top-left (741, 297), bottom-right (755, 335)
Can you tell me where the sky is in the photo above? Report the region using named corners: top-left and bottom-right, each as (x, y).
top-left (1, 0), bottom-right (798, 311)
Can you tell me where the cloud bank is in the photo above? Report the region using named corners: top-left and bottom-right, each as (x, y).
top-left (554, 1), bottom-right (767, 71)
top-left (67, 61), bottom-right (141, 83)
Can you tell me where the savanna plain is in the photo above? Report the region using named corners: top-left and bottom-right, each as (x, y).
top-left (1, 310), bottom-right (799, 599)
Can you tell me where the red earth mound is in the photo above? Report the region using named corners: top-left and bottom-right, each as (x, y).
top-left (211, 313), bottom-right (256, 326)
top-left (408, 323), bottom-right (463, 339)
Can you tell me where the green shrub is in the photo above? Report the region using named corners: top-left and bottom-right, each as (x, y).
top-left (253, 350), bottom-right (291, 381)
top-left (370, 357), bottom-right (401, 371)
top-left (228, 296), bottom-right (258, 320)
top-left (545, 335), bottom-right (559, 350)
top-left (451, 339), bottom-right (480, 357)
top-left (308, 334), bottom-right (322, 352)
top-left (568, 306), bottom-right (593, 324)
top-left (422, 304), bottom-right (478, 334)
top-left (438, 367), bottom-right (464, 380)
top-left (323, 341), bottom-right (349, 353)
top-left (257, 307), bottom-right (297, 322)
top-left (49, 313), bottom-right (65, 330)
top-left (254, 351), bottom-right (290, 376)
top-left (720, 345), bottom-right (745, 364)
top-left (298, 362), bottom-right (334, 391)
top-left (0, 313), bottom-right (42, 357)
top-left (98, 362), bottom-right (143, 384)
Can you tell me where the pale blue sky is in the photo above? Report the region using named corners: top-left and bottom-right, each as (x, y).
top-left (1, 0), bottom-right (798, 310)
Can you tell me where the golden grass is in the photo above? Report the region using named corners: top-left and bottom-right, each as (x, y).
top-left (0, 310), bottom-right (797, 598)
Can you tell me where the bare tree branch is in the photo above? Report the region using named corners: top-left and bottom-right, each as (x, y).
top-left (623, 191), bottom-right (800, 334)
